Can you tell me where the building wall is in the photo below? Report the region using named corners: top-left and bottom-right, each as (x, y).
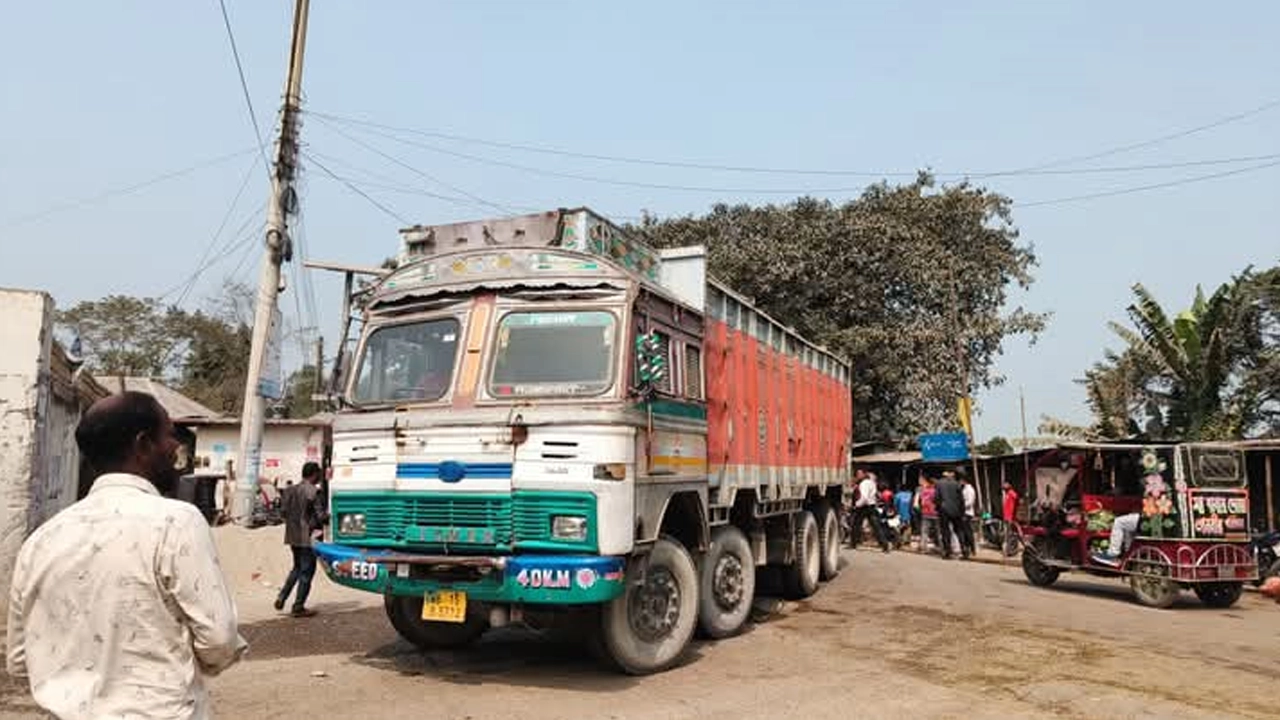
top-left (192, 424), bottom-right (328, 507)
top-left (0, 290), bottom-right (102, 616)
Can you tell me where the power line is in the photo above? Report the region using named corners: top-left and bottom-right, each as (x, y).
top-left (303, 151), bottom-right (413, 224)
top-left (999, 97), bottom-right (1280, 174)
top-left (175, 155), bottom-right (263, 307)
top-left (1, 148), bottom-right (255, 228)
top-left (310, 109), bottom-right (1280, 179)
top-left (304, 150), bottom-right (481, 206)
top-left (216, 0), bottom-right (272, 178)
top-left (310, 115), bottom-right (516, 214)
top-left (318, 121), bottom-right (873, 195)
top-left (157, 201), bottom-right (266, 301)
top-left (1016, 158), bottom-right (1280, 208)
top-left (313, 117), bottom-right (1280, 198)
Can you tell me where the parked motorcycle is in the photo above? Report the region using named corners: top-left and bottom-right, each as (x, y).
top-left (980, 512), bottom-right (1006, 550)
top-left (1251, 529), bottom-right (1280, 587)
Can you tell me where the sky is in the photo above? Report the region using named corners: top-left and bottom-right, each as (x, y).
top-left (2, 1), bottom-right (1277, 440)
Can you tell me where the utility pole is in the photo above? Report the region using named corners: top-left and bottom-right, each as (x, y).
top-left (233, 0), bottom-right (311, 524)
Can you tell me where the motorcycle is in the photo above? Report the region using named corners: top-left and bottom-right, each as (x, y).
top-left (1251, 529), bottom-right (1280, 587)
top-left (980, 512), bottom-right (1006, 550)
top-left (878, 504), bottom-right (905, 549)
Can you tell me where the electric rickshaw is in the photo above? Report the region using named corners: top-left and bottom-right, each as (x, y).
top-left (1017, 442), bottom-right (1255, 608)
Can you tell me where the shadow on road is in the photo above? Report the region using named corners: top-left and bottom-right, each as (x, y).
top-left (997, 577), bottom-right (1222, 610)
top-left (238, 603), bottom-right (709, 692)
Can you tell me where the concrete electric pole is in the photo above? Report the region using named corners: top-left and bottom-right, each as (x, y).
top-left (233, 0), bottom-right (311, 524)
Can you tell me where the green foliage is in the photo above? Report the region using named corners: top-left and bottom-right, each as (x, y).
top-left (632, 173), bottom-right (1046, 440)
top-left (57, 296), bottom-right (187, 377)
top-left (57, 281), bottom-right (269, 416)
top-left (976, 436), bottom-right (1015, 456)
top-left (1072, 267), bottom-right (1280, 441)
top-left (281, 364), bottom-right (322, 418)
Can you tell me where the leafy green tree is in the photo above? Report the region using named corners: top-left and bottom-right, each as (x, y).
top-left (281, 364), bottom-right (322, 418)
top-left (976, 436), bottom-right (1015, 456)
top-left (57, 296), bottom-right (187, 377)
top-left (633, 173), bottom-right (1047, 440)
top-left (1065, 275), bottom-right (1271, 441)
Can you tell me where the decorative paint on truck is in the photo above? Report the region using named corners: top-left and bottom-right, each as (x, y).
top-left (316, 207), bottom-right (852, 675)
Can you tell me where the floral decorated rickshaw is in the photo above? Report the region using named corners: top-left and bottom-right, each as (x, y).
top-left (1017, 442), bottom-right (1255, 608)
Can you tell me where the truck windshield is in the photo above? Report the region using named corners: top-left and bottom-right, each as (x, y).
top-left (352, 318), bottom-right (460, 404)
top-left (490, 311), bottom-right (616, 397)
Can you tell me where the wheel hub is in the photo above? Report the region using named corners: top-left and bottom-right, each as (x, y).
top-left (629, 567), bottom-right (681, 642)
top-left (712, 554), bottom-right (745, 611)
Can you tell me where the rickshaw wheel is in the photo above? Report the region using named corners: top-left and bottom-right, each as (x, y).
top-left (1021, 539), bottom-right (1060, 587)
top-left (1129, 574), bottom-right (1179, 608)
top-left (1193, 582), bottom-right (1243, 609)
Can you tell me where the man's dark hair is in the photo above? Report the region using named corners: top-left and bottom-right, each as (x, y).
top-left (75, 392), bottom-right (167, 472)
top-left (302, 462), bottom-right (322, 481)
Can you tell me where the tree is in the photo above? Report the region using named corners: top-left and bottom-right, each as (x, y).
top-left (57, 296), bottom-right (188, 377)
top-left (633, 173), bottom-right (1047, 440)
top-left (976, 436), bottom-right (1015, 456)
top-left (1065, 276), bottom-right (1267, 441)
top-left (280, 364), bottom-right (321, 419)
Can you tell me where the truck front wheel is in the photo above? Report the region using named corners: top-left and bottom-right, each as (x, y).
top-left (697, 525), bottom-right (756, 639)
top-left (599, 537), bottom-right (699, 675)
top-left (384, 594), bottom-right (488, 650)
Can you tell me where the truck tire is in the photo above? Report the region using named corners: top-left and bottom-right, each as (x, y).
top-left (697, 525), bottom-right (756, 639)
top-left (813, 502), bottom-right (841, 581)
top-left (384, 594), bottom-right (488, 650)
top-left (782, 511), bottom-right (821, 599)
top-left (599, 536), bottom-right (699, 675)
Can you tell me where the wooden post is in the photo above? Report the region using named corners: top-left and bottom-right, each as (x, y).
top-left (1266, 454), bottom-right (1275, 533)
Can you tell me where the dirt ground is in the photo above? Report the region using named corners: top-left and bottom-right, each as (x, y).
top-left (4, 526), bottom-right (1280, 719)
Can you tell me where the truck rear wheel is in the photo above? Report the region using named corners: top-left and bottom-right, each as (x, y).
top-left (697, 525), bottom-right (755, 639)
top-left (814, 502), bottom-right (841, 580)
top-left (384, 594), bottom-right (488, 650)
top-left (782, 511), bottom-right (821, 599)
top-left (599, 537), bottom-right (699, 675)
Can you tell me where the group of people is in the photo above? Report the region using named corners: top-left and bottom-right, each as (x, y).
top-left (849, 466), bottom-right (1023, 561)
top-left (912, 468), bottom-right (978, 560)
top-left (6, 391), bottom-right (330, 719)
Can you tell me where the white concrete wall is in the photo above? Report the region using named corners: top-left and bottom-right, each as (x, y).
top-left (193, 424), bottom-right (327, 508)
top-left (0, 290), bottom-right (55, 616)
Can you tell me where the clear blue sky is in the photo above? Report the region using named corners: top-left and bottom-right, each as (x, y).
top-left (2, 2), bottom-right (1277, 439)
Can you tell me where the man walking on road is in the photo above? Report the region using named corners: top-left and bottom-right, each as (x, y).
top-left (935, 469), bottom-right (973, 560)
top-left (7, 392), bottom-right (247, 720)
top-left (850, 469), bottom-right (890, 552)
top-left (275, 462), bottom-right (328, 617)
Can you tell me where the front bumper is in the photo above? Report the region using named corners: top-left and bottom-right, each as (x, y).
top-left (313, 542), bottom-right (626, 604)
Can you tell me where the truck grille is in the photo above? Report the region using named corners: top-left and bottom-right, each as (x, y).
top-left (331, 492), bottom-right (596, 553)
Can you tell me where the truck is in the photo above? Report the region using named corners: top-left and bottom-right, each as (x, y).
top-left (313, 207), bottom-right (853, 674)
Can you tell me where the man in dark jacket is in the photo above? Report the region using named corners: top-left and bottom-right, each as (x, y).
top-left (934, 469), bottom-right (973, 560)
top-left (275, 462), bottom-right (328, 617)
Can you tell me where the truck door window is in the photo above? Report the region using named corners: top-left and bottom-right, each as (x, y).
top-left (352, 318), bottom-right (460, 404)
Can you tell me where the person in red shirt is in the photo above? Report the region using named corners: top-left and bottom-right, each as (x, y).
top-left (1002, 480), bottom-right (1020, 556)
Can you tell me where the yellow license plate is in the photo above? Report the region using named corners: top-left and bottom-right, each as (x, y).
top-left (421, 590), bottom-right (467, 623)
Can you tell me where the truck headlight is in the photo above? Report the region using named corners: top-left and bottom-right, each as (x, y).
top-left (339, 513), bottom-right (367, 537)
top-left (551, 515), bottom-right (588, 541)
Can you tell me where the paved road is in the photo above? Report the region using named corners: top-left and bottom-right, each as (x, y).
top-left (4, 536), bottom-right (1279, 719)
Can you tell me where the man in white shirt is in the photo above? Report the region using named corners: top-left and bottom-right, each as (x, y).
top-left (849, 470), bottom-right (890, 552)
top-left (7, 391), bottom-right (248, 720)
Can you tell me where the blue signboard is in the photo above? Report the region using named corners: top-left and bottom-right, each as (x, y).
top-left (919, 432), bottom-right (970, 462)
